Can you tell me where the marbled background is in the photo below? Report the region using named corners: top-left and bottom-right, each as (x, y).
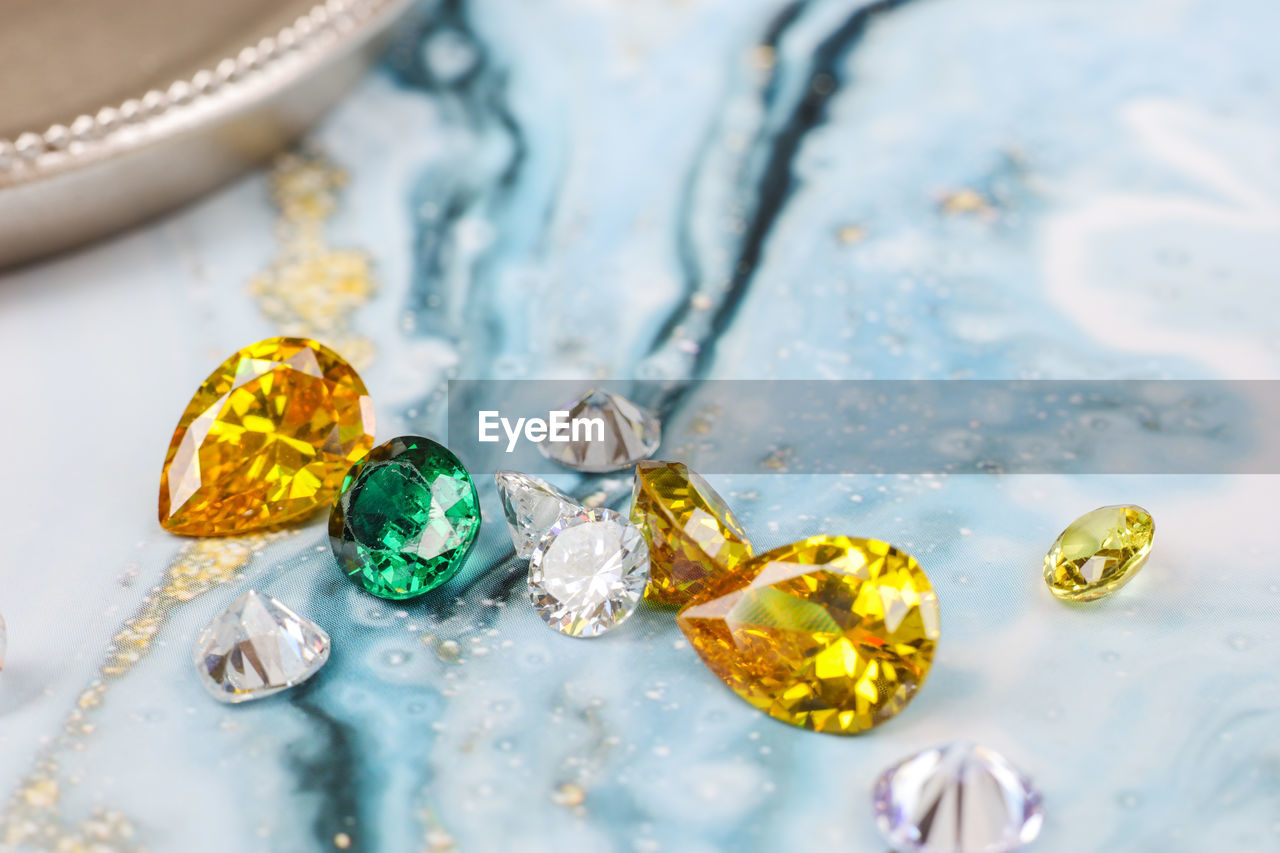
top-left (2, 1), bottom-right (1279, 851)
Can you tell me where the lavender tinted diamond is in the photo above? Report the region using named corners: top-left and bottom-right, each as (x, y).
top-left (873, 742), bottom-right (1043, 853)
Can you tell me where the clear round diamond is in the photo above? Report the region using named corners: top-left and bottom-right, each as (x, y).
top-left (495, 470), bottom-right (581, 559)
top-left (528, 508), bottom-right (650, 637)
top-left (194, 590), bottom-right (330, 703)
top-left (537, 388), bottom-right (661, 472)
top-left (873, 742), bottom-right (1043, 853)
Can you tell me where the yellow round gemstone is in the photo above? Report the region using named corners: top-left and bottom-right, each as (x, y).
top-left (1043, 504), bottom-right (1154, 602)
top-left (159, 337), bottom-right (375, 536)
top-left (630, 461), bottom-right (753, 607)
top-left (677, 535), bottom-right (940, 735)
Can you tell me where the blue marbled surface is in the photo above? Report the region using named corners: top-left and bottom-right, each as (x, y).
top-left (2, 1), bottom-right (1279, 851)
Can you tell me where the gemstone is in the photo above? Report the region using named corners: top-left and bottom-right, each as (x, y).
top-left (873, 742), bottom-right (1044, 853)
top-left (330, 436), bottom-right (481, 600)
top-left (0, 613), bottom-right (6, 672)
top-left (537, 388), bottom-right (661, 472)
top-left (495, 470), bottom-right (581, 559)
top-left (1044, 504), bottom-right (1154, 602)
top-left (630, 461), bottom-right (753, 607)
top-left (528, 508), bottom-right (650, 637)
top-left (159, 336), bottom-right (375, 536)
top-left (194, 589), bottom-right (330, 703)
top-left (677, 535), bottom-right (939, 734)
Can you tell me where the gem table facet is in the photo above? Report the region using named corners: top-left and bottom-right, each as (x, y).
top-left (495, 470), bottom-right (581, 559)
top-left (159, 336), bottom-right (375, 536)
top-left (528, 508), bottom-right (651, 638)
top-left (537, 388), bottom-right (661, 473)
top-left (630, 461), bottom-right (753, 607)
top-left (330, 437), bottom-right (481, 600)
top-left (873, 742), bottom-right (1044, 853)
top-left (194, 590), bottom-right (331, 704)
top-left (1044, 504), bottom-right (1154, 602)
top-left (677, 535), bottom-right (940, 735)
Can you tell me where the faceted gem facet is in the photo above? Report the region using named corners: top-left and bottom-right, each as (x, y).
top-left (1044, 504), bottom-right (1154, 602)
top-left (873, 742), bottom-right (1044, 853)
top-left (330, 436), bottom-right (481, 600)
top-left (537, 388), bottom-right (661, 473)
top-left (495, 470), bottom-right (582, 559)
top-left (630, 461), bottom-right (753, 607)
top-left (159, 336), bottom-right (375, 536)
top-left (194, 590), bottom-right (330, 703)
top-left (528, 508), bottom-right (651, 638)
top-left (677, 535), bottom-right (939, 735)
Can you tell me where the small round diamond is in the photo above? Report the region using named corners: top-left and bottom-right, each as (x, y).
top-left (528, 508), bottom-right (650, 638)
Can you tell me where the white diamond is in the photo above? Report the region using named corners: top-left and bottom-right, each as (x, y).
top-left (873, 742), bottom-right (1043, 853)
top-left (194, 590), bottom-right (330, 703)
top-left (0, 613), bottom-right (6, 672)
top-left (537, 388), bottom-right (661, 472)
top-left (528, 508), bottom-right (650, 637)
top-left (495, 470), bottom-right (582, 559)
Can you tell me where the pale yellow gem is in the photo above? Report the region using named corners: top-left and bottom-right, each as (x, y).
top-left (1044, 505), bottom-right (1154, 602)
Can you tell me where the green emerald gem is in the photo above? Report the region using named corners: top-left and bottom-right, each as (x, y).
top-left (329, 436), bottom-right (481, 600)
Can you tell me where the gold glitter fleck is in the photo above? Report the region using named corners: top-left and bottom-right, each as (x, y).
top-left (417, 809), bottom-right (457, 853)
top-left (248, 151), bottom-right (377, 369)
top-left (749, 45), bottom-right (776, 70)
top-left (938, 188), bottom-right (994, 217)
top-left (687, 404), bottom-right (722, 436)
top-left (837, 224), bottom-right (867, 245)
top-left (552, 782), bottom-right (586, 808)
top-left (334, 831), bottom-right (353, 849)
top-left (761, 446), bottom-right (794, 472)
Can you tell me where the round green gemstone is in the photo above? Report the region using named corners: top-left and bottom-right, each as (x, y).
top-left (329, 436), bottom-right (481, 600)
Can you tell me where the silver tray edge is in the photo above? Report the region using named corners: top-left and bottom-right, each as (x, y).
top-left (0, 0), bottom-right (413, 270)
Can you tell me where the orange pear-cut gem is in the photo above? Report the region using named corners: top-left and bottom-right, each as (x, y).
top-left (159, 337), bottom-right (375, 536)
top-left (629, 461), bottom-right (753, 606)
top-left (678, 535), bottom-right (939, 735)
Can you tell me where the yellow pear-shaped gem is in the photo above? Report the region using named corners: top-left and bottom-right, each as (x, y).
top-left (1043, 504), bottom-right (1154, 602)
top-left (159, 337), bottom-right (375, 536)
top-left (678, 535), bottom-right (940, 735)
top-left (629, 461), bottom-right (753, 607)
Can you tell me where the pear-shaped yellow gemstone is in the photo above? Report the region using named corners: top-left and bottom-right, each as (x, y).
top-left (1044, 504), bottom-right (1154, 602)
top-left (630, 461), bottom-right (753, 606)
top-left (677, 535), bottom-right (939, 735)
top-left (159, 337), bottom-right (374, 536)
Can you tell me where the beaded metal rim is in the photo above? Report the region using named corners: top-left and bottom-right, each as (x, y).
top-left (0, 0), bottom-right (402, 180)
